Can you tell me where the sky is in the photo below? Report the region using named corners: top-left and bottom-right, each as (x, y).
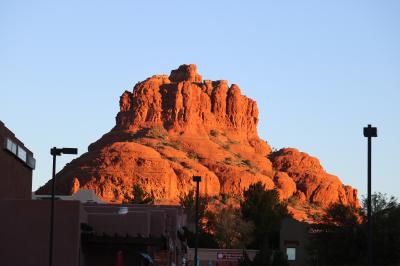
top-left (1, 1), bottom-right (399, 200)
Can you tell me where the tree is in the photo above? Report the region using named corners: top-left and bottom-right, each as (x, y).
top-left (179, 190), bottom-right (218, 248)
top-left (205, 202), bottom-right (254, 249)
top-left (321, 202), bottom-right (359, 227)
top-left (362, 193), bottom-right (400, 265)
top-left (307, 203), bottom-right (366, 266)
top-left (308, 194), bottom-right (400, 266)
top-left (240, 182), bottom-right (289, 266)
top-left (181, 226), bottom-right (218, 249)
top-left (129, 184), bottom-right (154, 204)
top-left (179, 189), bottom-right (209, 228)
top-left (363, 192), bottom-right (398, 216)
top-left (241, 182), bottom-right (288, 249)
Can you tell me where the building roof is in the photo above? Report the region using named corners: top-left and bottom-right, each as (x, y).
top-left (33, 189), bottom-right (105, 203)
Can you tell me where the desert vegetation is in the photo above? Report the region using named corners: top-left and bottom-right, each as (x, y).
top-left (307, 192), bottom-right (400, 266)
top-left (180, 181), bottom-right (290, 266)
top-left (124, 184), bottom-right (154, 204)
top-left (145, 125), bottom-right (168, 139)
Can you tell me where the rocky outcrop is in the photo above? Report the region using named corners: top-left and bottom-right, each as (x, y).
top-left (269, 148), bottom-right (359, 208)
top-left (114, 65), bottom-right (261, 142)
top-left (273, 172), bottom-right (297, 201)
top-left (37, 64), bottom-right (359, 221)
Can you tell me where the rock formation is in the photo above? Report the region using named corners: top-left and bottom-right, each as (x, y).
top-left (270, 148), bottom-right (358, 207)
top-left (37, 64), bottom-right (359, 221)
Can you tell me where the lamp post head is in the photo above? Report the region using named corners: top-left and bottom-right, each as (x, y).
top-left (193, 175), bottom-right (202, 182)
top-left (61, 148), bottom-right (78, 154)
top-left (363, 124), bottom-right (377, 138)
top-left (51, 147), bottom-right (78, 156)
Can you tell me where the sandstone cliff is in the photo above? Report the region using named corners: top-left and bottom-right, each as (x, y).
top-left (37, 64), bottom-right (359, 221)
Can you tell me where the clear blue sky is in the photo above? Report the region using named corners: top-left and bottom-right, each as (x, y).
top-left (1, 1), bottom-right (399, 200)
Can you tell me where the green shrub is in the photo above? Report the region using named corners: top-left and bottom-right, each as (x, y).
top-left (188, 151), bottom-right (201, 161)
top-left (308, 212), bottom-right (322, 222)
top-left (167, 156), bottom-right (178, 162)
top-left (156, 144), bottom-right (165, 149)
top-left (162, 140), bottom-right (181, 150)
top-left (242, 159), bottom-right (253, 167)
top-left (146, 125), bottom-right (168, 139)
top-left (126, 184), bottom-right (154, 204)
top-left (143, 142), bottom-right (155, 148)
top-left (210, 129), bottom-right (219, 137)
top-left (228, 139), bottom-right (239, 145)
top-left (224, 157), bottom-right (233, 165)
top-left (222, 144), bottom-right (230, 150)
top-left (181, 161), bottom-right (192, 169)
top-left (309, 201), bottom-right (322, 209)
top-left (287, 195), bottom-right (297, 205)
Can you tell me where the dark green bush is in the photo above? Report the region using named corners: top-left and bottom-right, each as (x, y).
top-left (146, 125), bottom-right (168, 139)
top-left (210, 129), bottom-right (219, 137)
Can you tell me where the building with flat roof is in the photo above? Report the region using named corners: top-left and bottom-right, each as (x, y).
top-left (280, 218), bottom-right (311, 266)
top-left (0, 122), bottom-right (189, 265)
top-left (0, 121), bottom-right (268, 266)
top-left (0, 120), bottom-right (35, 199)
top-left (33, 188), bottom-right (106, 203)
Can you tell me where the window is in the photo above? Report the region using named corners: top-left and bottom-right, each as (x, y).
top-left (5, 138), bottom-right (17, 155)
top-left (5, 138), bottom-right (12, 151)
top-left (286, 247), bottom-right (296, 261)
top-left (27, 154), bottom-right (36, 169)
top-left (17, 146), bottom-right (27, 162)
top-left (4, 137), bottom-right (35, 169)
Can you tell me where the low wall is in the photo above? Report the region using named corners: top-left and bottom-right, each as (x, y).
top-left (0, 200), bottom-right (85, 266)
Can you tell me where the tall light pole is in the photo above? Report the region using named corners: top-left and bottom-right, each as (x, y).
top-left (363, 125), bottom-right (377, 266)
top-left (49, 147), bottom-right (78, 266)
top-left (192, 175), bottom-right (201, 266)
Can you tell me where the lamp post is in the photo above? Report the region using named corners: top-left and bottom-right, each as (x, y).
top-left (49, 147), bottom-right (78, 266)
top-left (192, 175), bottom-right (201, 266)
top-left (363, 125), bottom-right (377, 266)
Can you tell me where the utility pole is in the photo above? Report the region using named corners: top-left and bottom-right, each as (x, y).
top-left (49, 147), bottom-right (78, 266)
top-left (363, 124), bottom-right (377, 266)
top-left (193, 175), bottom-right (201, 266)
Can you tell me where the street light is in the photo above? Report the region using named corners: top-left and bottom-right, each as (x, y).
top-left (192, 175), bottom-right (201, 266)
top-left (49, 147), bottom-right (78, 266)
top-left (363, 125), bottom-right (377, 266)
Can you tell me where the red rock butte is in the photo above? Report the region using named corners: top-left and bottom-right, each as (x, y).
top-left (37, 64), bottom-right (359, 221)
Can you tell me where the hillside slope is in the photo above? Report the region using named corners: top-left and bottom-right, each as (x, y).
top-left (37, 64), bottom-right (359, 221)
